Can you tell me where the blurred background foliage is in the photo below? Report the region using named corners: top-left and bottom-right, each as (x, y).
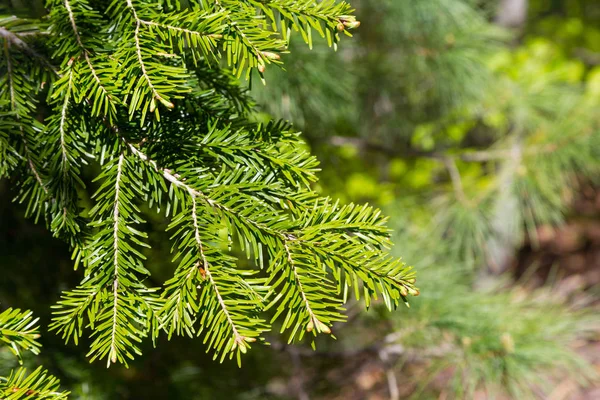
top-left (1, 0), bottom-right (599, 398)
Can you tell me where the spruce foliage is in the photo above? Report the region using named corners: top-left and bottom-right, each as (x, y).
top-left (0, 0), bottom-right (417, 370)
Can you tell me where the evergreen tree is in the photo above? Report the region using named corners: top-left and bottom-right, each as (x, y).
top-left (0, 0), bottom-right (417, 384)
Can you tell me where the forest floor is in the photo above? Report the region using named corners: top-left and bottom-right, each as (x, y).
top-left (513, 183), bottom-right (600, 400)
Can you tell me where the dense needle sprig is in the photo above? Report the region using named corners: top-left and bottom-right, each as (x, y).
top-left (0, 0), bottom-right (416, 369)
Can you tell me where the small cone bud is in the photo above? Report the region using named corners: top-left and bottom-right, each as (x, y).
top-left (339, 16), bottom-right (360, 30)
top-left (318, 320), bottom-right (331, 334)
top-left (258, 64), bottom-right (265, 73)
top-left (158, 97), bottom-right (174, 109)
top-left (306, 319), bottom-right (314, 332)
top-left (343, 20), bottom-right (360, 29)
top-left (336, 22), bottom-right (345, 32)
top-left (400, 286), bottom-right (408, 297)
top-left (244, 337), bottom-right (257, 343)
top-left (261, 51), bottom-right (281, 60)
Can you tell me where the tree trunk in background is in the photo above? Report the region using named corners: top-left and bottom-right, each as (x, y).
top-left (496, 0), bottom-right (528, 28)
top-left (482, 141), bottom-right (523, 279)
top-left (481, 0), bottom-right (528, 278)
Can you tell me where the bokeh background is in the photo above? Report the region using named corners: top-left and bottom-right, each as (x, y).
top-left (1, 0), bottom-right (599, 398)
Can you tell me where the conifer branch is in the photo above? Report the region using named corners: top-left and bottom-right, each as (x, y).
top-left (58, 69), bottom-right (73, 176)
top-left (190, 195), bottom-right (245, 346)
top-left (214, 0), bottom-right (283, 74)
top-left (0, 308), bottom-right (69, 398)
top-left (139, 18), bottom-right (223, 40)
top-left (109, 153), bottom-right (125, 365)
top-left (49, 287), bottom-right (100, 344)
top-left (0, 367), bottom-right (69, 399)
top-left (64, 0), bottom-right (112, 103)
top-left (0, 308), bottom-right (41, 361)
top-left (3, 41), bottom-right (47, 193)
top-left (2, 0), bottom-right (420, 368)
top-left (0, 25), bottom-right (60, 76)
top-left (55, 68), bottom-right (75, 231)
top-left (125, 0), bottom-right (172, 108)
top-left (283, 240), bottom-right (324, 333)
top-left (127, 141), bottom-right (286, 240)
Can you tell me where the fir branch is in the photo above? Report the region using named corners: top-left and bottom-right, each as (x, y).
top-left (108, 153), bottom-right (125, 365)
top-left (190, 195), bottom-right (244, 346)
top-left (0, 24), bottom-right (60, 77)
top-left (283, 240), bottom-right (327, 334)
top-left (125, 0), bottom-right (172, 109)
top-left (0, 308), bottom-right (41, 362)
top-left (253, 0), bottom-right (356, 47)
top-left (127, 141), bottom-right (284, 240)
top-left (1, 0), bottom-right (419, 369)
top-left (0, 367), bottom-right (69, 399)
top-left (214, 0), bottom-right (285, 76)
top-left (49, 286), bottom-right (100, 345)
top-left (139, 16), bottom-right (223, 40)
top-left (0, 308), bottom-right (69, 398)
top-left (58, 69), bottom-right (73, 180)
top-left (63, 0), bottom-right (115, 112)
top-left (2, 40), bottom-right (47, 194)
